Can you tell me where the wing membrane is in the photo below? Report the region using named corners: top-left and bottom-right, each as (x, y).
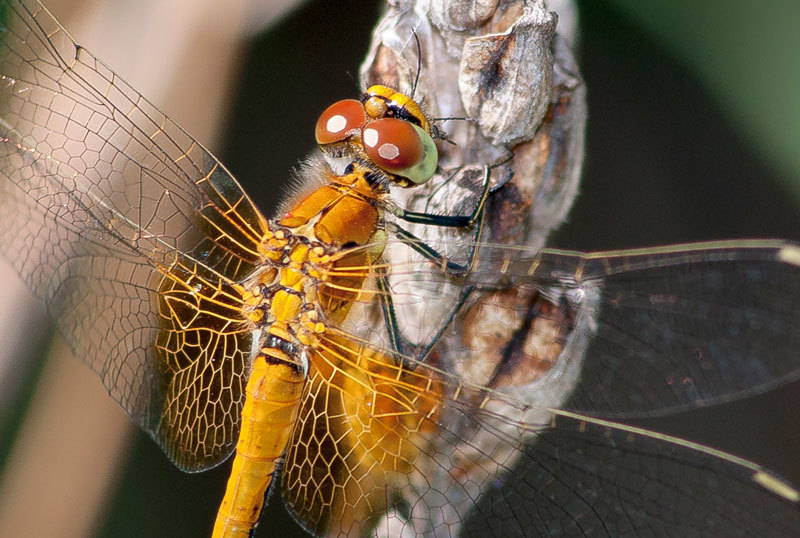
top-left (280, 328), bottom-right (800, 537)
top-left (502, 241), bottom-right (800, 417)
top-left (365, 239), bottom-right (800, 419)
top-left (0, 0), bottom-right (266, 469)
top-left (461, 410), bottom-right (799, 538)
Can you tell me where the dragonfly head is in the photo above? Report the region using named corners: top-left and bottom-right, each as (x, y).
top-left (315, 85), bottom-right (438, 188)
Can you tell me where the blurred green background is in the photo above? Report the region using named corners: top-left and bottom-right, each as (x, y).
top-left (2, 0), bottom-right (800, 536)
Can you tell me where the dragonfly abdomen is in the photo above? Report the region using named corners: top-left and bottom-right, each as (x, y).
top-left (212, 356), bottom-right (304, 538)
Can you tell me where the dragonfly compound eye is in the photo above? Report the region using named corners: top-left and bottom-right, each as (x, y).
top-left (315, 99), bottom-right (367, 145)
top-left (362, 117), bottom-right (437, 185)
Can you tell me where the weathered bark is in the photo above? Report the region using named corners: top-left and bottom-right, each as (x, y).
top-left (354, 2), bottom-right (589, 535)
top-left (361, 0), bottom-right (585, 254)
top-left (359, 0), bottom-right (587, 394)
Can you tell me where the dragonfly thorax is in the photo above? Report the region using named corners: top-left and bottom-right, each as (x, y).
top-left (243, 167), bottom-right (389, 368)
top-left (240, 237), bottom-right (322, 368)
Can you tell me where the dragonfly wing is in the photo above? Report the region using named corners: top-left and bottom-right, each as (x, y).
top-left (382, 239), bottom-right (800, 418)
top-left (0, 0), bottom-right (267, 470)
top-left (278, 330), bottom-right (800, 537)
top-left (506, 241), bottom-right (800, 418)
top-left (457, 410), bottom-right (800, 538)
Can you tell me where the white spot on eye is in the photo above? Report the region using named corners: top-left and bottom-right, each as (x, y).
top-left (378, 143), bottom-right (399, 160)
top-left (363, 127), bottom-right (379, 148)
top-left (326, 114), bottom-right (347, 134)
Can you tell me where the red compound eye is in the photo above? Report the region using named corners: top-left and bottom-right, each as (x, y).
top-left (361, 118), bottom-right (423, 173)
top-left (315, 99), bottom-right (366, 145)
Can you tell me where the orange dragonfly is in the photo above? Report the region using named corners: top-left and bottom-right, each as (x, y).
top-left (2, 1), bottom-right (800, 537)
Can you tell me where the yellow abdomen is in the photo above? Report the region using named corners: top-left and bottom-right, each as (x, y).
top-left (212, 356), bottom-right (304, 538)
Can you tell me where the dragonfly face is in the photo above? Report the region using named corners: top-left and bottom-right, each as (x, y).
top-left (2, 1), bottom-right (800, 538)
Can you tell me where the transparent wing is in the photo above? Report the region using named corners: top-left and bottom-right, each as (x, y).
top-left (279, 325), bottom-right (800, 537)
top-left (460, 410), bottom-right (800, 538)
top-left (481, 240), bottom-right (800, 418)
top-left (0, 0), bottom-right (267, 470)
top-left (278, 239), bottom-right (800, 536)
top-left (371, 239), bottom-right (800, 419)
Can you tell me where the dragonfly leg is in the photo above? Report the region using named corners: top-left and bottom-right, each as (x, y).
top-left (387, 162), bottom-right (510, 228)
top-left (378, 162), bottom-right (512, 367)
top-left (378, 163), bottom-right (511, 365)
top-left (387, 161), bottom-right (513, 273)
top-left (378, 266), bottom-right (475, 369)
top-left (376, 269), bottom-right (411, 363)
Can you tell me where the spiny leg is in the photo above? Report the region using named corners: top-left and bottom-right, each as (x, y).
top-left (379, 164), bottom-right (509, 365)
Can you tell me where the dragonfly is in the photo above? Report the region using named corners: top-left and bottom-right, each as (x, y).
top-left (1, 1), bottom-right (800, 537)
